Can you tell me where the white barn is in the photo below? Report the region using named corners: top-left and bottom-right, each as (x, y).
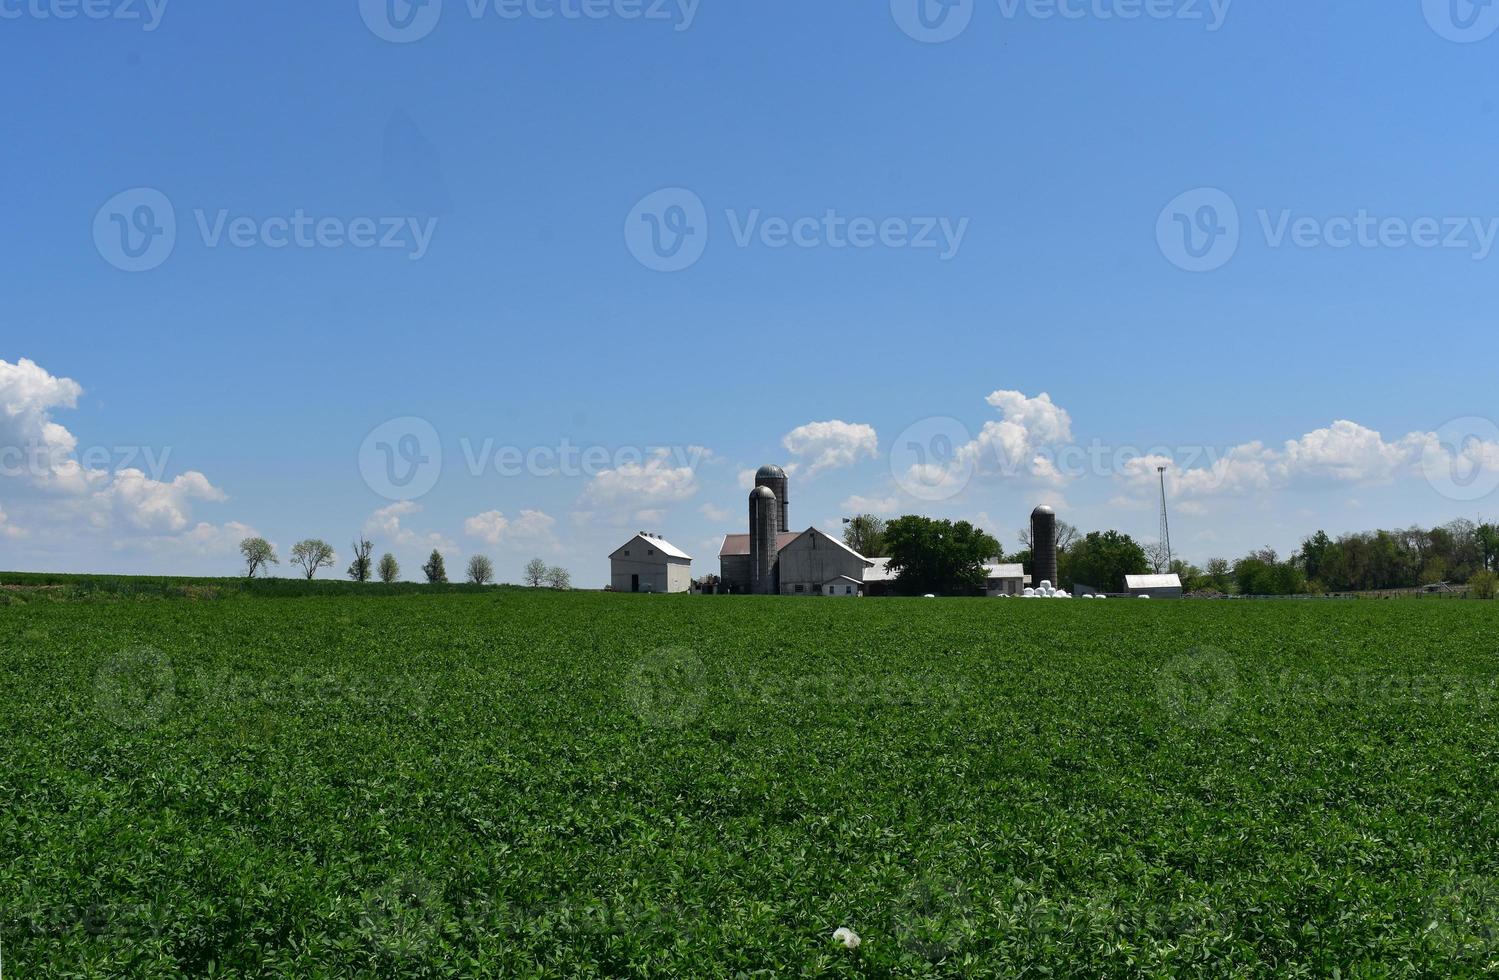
top-left (1125, 573), bottom-right (1183, 599)
top-left (609, 533), bottom-right (692, 594)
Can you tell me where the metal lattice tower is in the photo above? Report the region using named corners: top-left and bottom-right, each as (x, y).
top-left (1157, 466), bottom-right (1173, 571)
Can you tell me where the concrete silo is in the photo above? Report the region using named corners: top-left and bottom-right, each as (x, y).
top-left (755, 465), bottom-right (790, 532)
top-left (1031, 505), bottom-right (1058, 589)
top-left (749, 486), bottom-right (780, 595)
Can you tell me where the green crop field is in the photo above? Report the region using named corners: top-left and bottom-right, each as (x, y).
top-left (3, 587), bottom-right (1498, 976)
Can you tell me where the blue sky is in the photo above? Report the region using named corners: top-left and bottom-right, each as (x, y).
top-left (3, 0), bottom-right (1499, 583)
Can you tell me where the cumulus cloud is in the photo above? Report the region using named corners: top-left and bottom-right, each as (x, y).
top-left (840, 494), bottom-right (899, 516)
top-left (100, 469), bottom-right (228, 532)
top-left (121, 520), bottom-right (258, 555)
top-left (0, 501), bottom-right (24, 539)
top-left (464, 508), bottom-right (558, 548)
top-left (782, 421), bottom-right (879, 475)
top-left (584, 448), bottom-right (699, 506)
top-left (367, 502), bottom-right (457, 553)
top-left (1117, 419), bottom-right (1499, 500)
top-left (700, 503), bottom-right (732, 522)
top-left (0, 358), bottom-right (237, 545)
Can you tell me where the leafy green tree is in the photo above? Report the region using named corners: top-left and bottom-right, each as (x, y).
top-left (377, 553), bottom-right (400, 584)
top-left (290, 539), bottom-right (336, 580)
top-left (1479, 524), bottom-right (1499, 574)
top-left (1062, 531), bottom-right (1148, 593)
top-left (467, 554), bottom-right (495, 586)
top-left (347, 536), bottom-right (374, 582)
top-left (239, 537), bottom-right (278, 578)
top-left (1472, 569), bottom-right (1498, 599)
top-left (1234, 549), bottom-right (1308, 596)
top-left (422, 549), bottom-right (448, 584)
top-left (883, 516), bottom-right (1000, 596)
top-left (842, 514), bottom-right (888, 558)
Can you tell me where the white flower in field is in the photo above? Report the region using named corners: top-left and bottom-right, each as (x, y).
top-left (833, 926), bottom-right (861, 949)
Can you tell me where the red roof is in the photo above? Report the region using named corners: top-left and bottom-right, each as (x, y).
top-left (718, 531), bottom-right (801, 557)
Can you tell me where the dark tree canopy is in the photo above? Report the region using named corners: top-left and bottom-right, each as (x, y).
top-left (883, 516), bottom-right (1000, 596)
top-left (1061, 530), bottom-right (1148, 593)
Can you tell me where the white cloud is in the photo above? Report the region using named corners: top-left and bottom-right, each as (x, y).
top-left (367, 502), bottom-right (457, 554)
top-left (100, 469), bottom-right (228, 532)
top-left (700, 503), bottom-right (732, 522)
top-left (840, 494), bottom-right (899, 516)
top-left (121, 520), bottom-right (258, 555)
top-left (782, 421), bottom-right (879, 475)
top-left (584, 448), bottom-right (699, 506)
top-left (464, 508), bottom-right (558, 548)
top-left (1118, 420), bottom-right (1496, 502)
top-left (0, 501), bottom-right (24, 539)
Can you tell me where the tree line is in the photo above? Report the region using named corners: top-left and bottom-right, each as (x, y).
top-left (842, 513), bottom-right (1499, 598)
top-left (237, 537), bottom-right (570, 589)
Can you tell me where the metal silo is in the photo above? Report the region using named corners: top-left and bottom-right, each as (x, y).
top-left (750, 485), bottom-right (779, 595)
top-left (755, 464), bottom-right (790, 532)
top-left (1031, 505), bottom-right (1058, 588)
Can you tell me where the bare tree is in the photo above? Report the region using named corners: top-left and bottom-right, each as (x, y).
top-left (347, 536), bottom-right (374, 582)
top-left (239, 537), bottom-right (278, 578)
top-left (378, 553), bottom-right (400, 584)
top-left (525, 557), bottom-right (549, 588)
top-left (1019, 520), bottom-right (1079, 553)
top-left (1144, 541), bottom-right (1171, 574)
top-left (467, 554), bottom-right (495, 586)
top-left (290, 539), bottom-right (336, 580)
top-left (546, 565), bottom-right (571, 590)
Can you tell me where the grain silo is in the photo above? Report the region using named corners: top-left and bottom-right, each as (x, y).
top-left (749, 486), bottom-right (780, 595)
top-left (755, 465), bottom-right (790, 531)
top-left (1031, 505), bottom-right (1058, 588)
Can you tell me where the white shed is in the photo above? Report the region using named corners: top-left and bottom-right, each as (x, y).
top-left (610, 533), bottom-right (692, 594)
top-left (1125, 573), bottom-right (1183, 599)
top-left (822, 575), bottom-right (863, 597)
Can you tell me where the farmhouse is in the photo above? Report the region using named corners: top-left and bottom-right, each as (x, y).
top-left (983, 562), bottom-right (1028, 597)
top-left (609, 532), bottom-right (692, 593)
top-left (1125, 573), bottom-right (1183, 599)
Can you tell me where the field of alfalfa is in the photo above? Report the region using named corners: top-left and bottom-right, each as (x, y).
top-left (3, 587), bottom-right (1499, 977)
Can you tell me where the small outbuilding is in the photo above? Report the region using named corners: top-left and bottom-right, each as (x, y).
top-left (822, 575), bottom-right (863, 597)
top-left (983, 563), bottom-right (1028, 597)
top-left (1125, 573), bottom-right (1183, 599)
top-left (610, 532), bottom-right (692, 594)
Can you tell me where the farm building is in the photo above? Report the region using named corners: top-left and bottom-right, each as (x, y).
top-left (1125, 573), bottom-right (1183, 599)
top-left (717, 465), bottom-right (875, 595)
top-left (983, 563), bottom-right (1028, 597)
top-left (609, 532), bottom-right (692, 593)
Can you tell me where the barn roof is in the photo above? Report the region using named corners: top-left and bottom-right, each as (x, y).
top-left (611, 533), bottom-right (692, 561)
top-left (1125, 574), bottom-right (1183, 590)
top-left (718, 531), bottom-right (801, 557)
top-left (985, 564), bottom-right (1026, 579)
top-left (781, 527), bottom-right (875, 566)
